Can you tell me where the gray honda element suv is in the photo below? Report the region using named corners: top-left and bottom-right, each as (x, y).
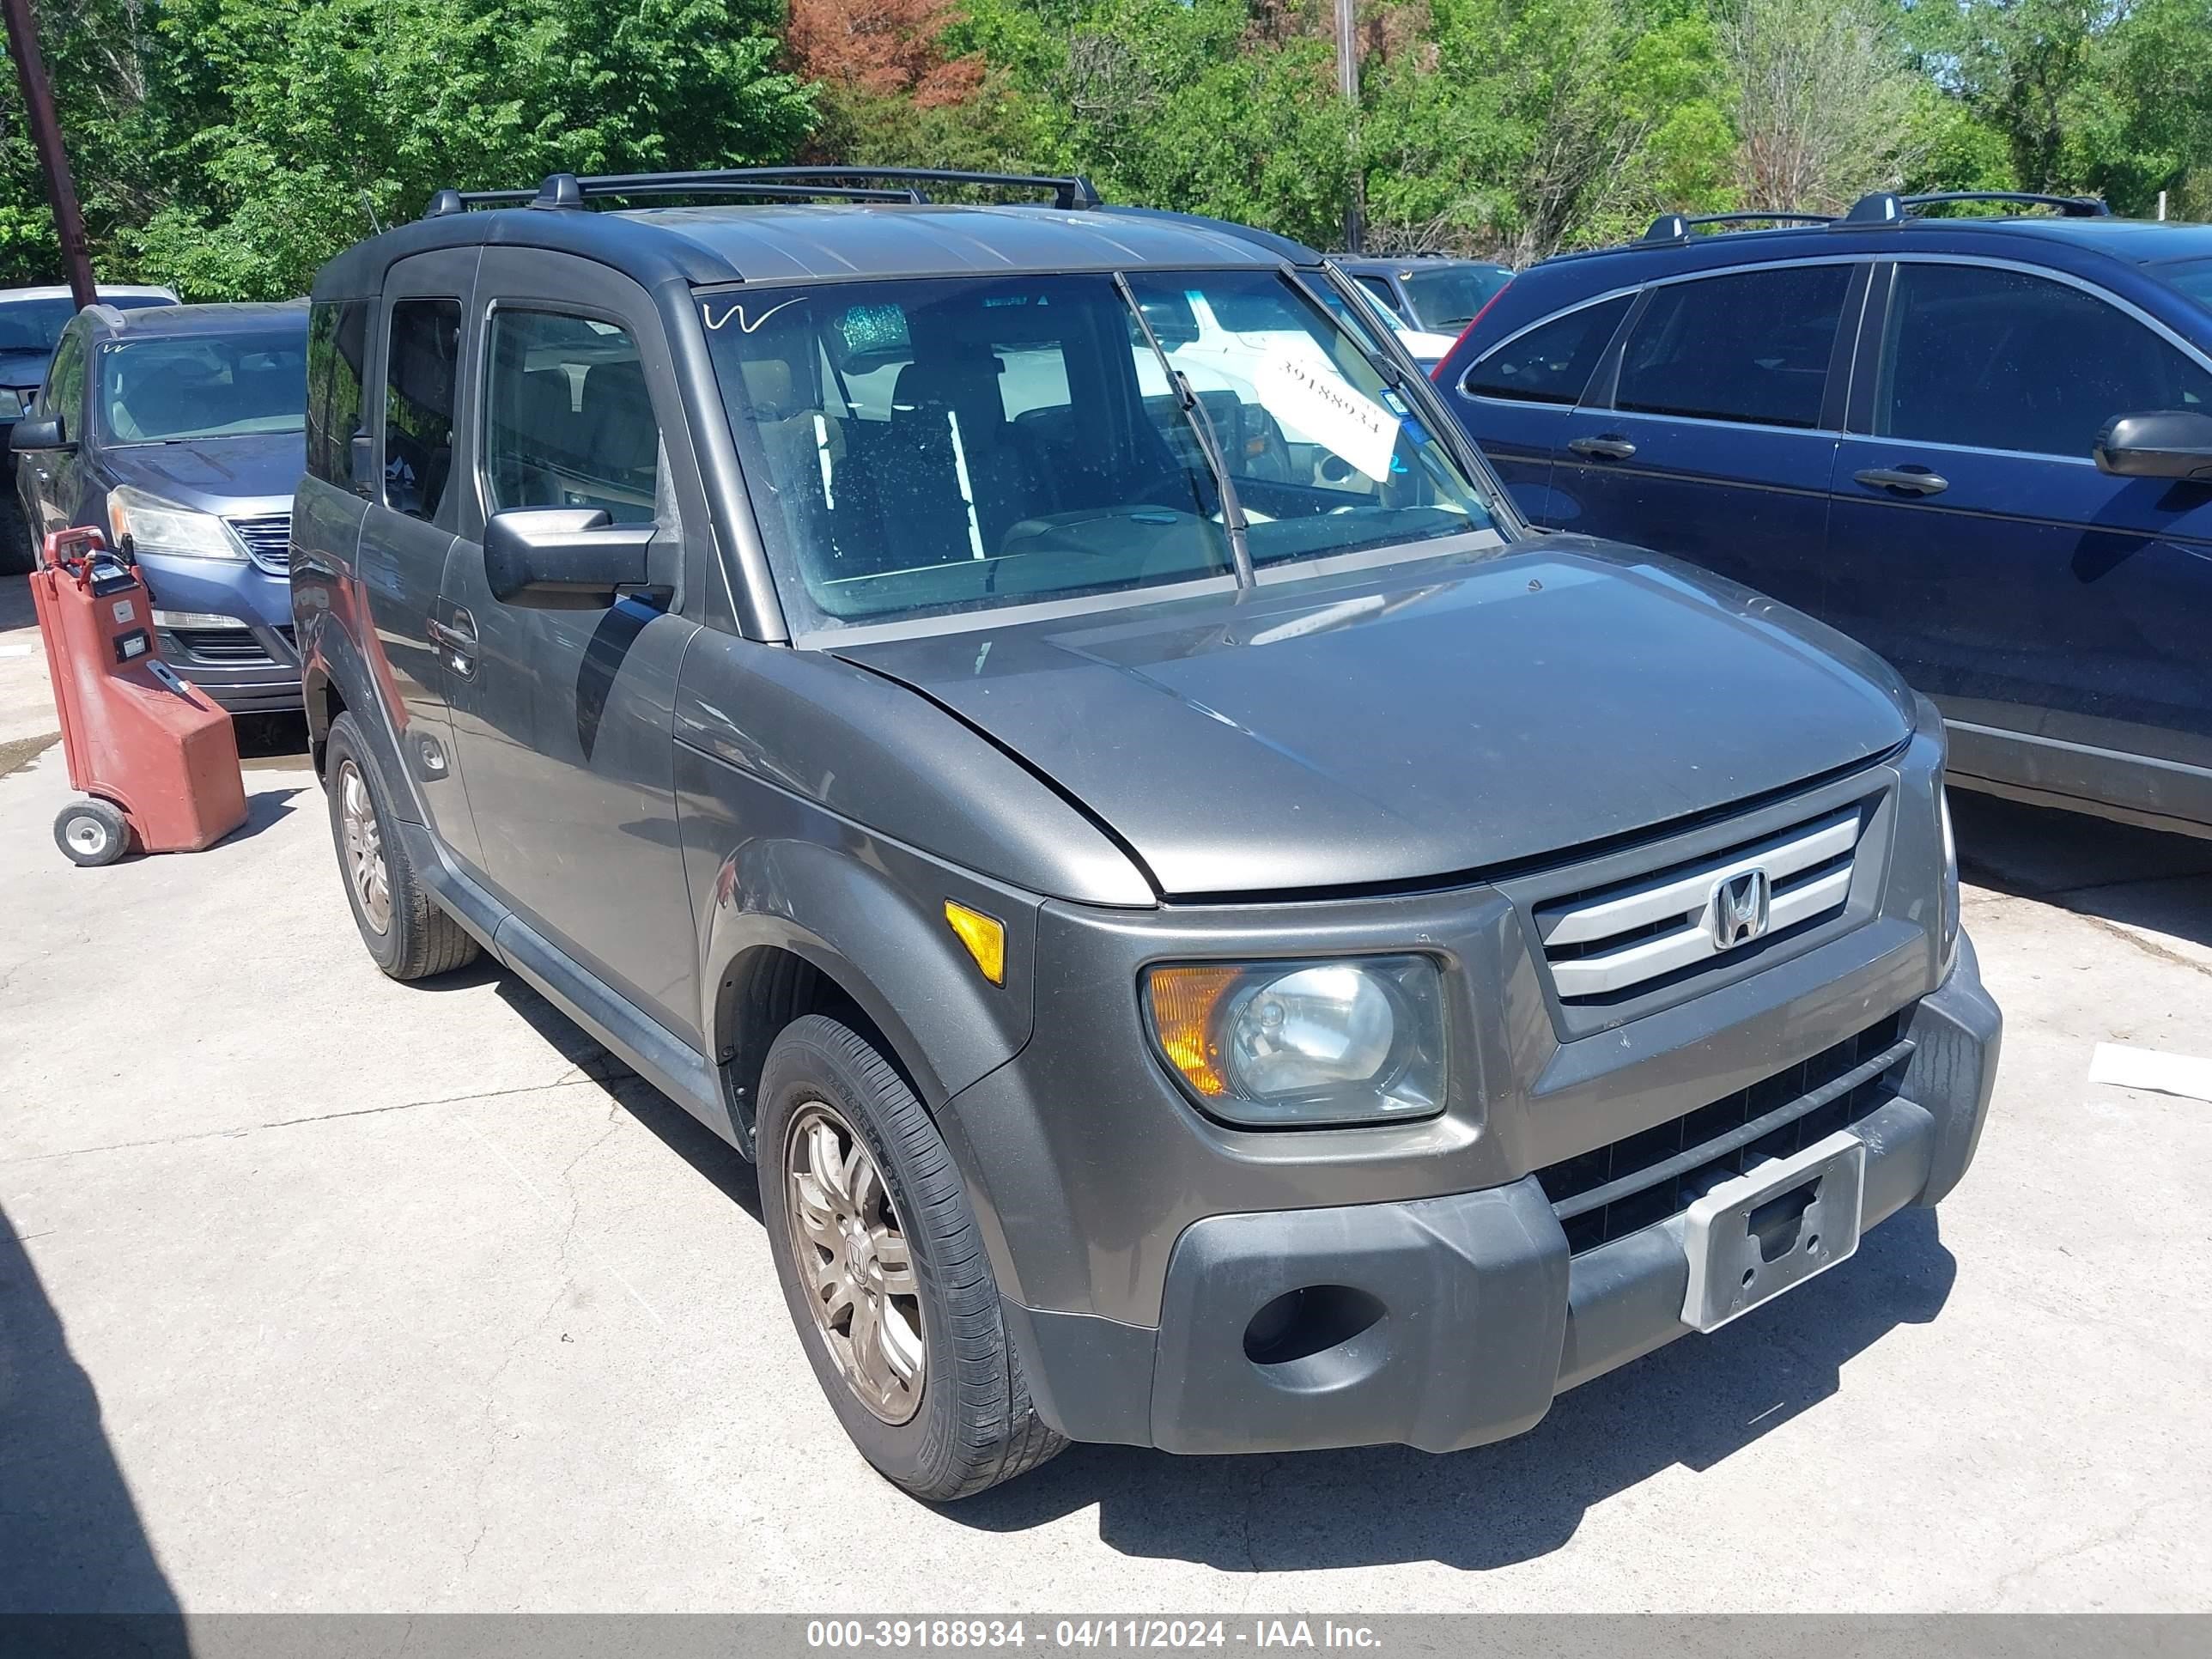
top-left (294, 168), bottom-right (2000, 1501)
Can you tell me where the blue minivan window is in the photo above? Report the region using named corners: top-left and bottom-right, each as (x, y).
top-left (2155, 258), bottom-right (2212, 314)
top-left (1616, 264), bottom-right (1849, 429)
top-left (1875, 264), bottom-right (2212, 457)
top-left (1462, 294), bottom-right (1630, 404)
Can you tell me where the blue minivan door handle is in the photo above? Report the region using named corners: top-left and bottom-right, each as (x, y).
top-left (1854, 465), bottom-right (1949, 497)
top-left (1569, 434), bottom-right (1638, 460)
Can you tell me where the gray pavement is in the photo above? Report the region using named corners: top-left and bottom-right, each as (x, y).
top-left (3, 714), bottom-right (2209, 1612)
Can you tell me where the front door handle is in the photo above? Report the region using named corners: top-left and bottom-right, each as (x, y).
top-left (1568, 434), bottom-right (1638, 460)
top-left (1854, 465), bottom-right (1949, 497)
top-left (428, 608), bottom-right (477, 679)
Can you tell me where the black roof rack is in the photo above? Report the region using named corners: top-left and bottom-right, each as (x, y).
top-left (422, 166), bottom-right (1103, 221)
top-left (1636, 210), bottom-right (1835, 245)
top-left (1844, 190), bottom-right (2111, 224)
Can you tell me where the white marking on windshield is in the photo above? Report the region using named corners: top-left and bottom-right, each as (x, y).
top-left (702, 297), bottom-right (805, 334)
top-left (812, 413), bottom-right (836, 508)
top-left (945, 409), bottom-right (985, 560)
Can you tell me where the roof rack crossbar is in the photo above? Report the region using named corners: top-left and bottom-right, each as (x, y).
top-left (1637, 210), bottom-right (1835, 245)
top-left (1844, 189), bottom-right (2111, 224)
top-left (421, 166), bottom-right (1103, 220)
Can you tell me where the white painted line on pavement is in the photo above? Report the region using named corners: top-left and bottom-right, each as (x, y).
top-left (2088, 1042), bottom-right (2212, 1104)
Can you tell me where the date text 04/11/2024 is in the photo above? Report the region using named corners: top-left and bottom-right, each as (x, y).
top-left (805, 1621), bottom-right (1385, 1650)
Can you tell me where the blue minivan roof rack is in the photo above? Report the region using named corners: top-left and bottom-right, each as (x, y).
top-left (1843, 190), bottom-right (2111, 223)
top-left (1636, 210), bottom-right (1834, 246)
top-left (422, 167), bottom-right (1104, 220)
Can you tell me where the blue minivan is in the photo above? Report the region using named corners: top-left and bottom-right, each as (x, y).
top-left (11, 301), bottom-right (307, 713)
top-left (1434, 192), bottom-right (2212, 841)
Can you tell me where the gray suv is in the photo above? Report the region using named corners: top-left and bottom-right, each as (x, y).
top-left (294, 167), bottom-right (2001, 1501)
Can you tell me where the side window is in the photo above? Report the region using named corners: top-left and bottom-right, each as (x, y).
top-left (381, 298), bottom-right (461, 522)
top-left (305, 300), bottom-right (369, 490)
top-left (1353, 274), bottom-right (1401, 316)
top-left (482, 309), bottom-right (660, 525)
top-left (1615, 264), bottom-right (1850, 429)
top-left (43, 325), bottom-right (87, 422)
top-left (1875, 263), bottom-right (2212, 457)
top-left (1462, 294), bottom-right (1631, 405)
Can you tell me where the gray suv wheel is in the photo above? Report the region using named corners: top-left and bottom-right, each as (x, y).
top-left (757, 1015), bottom-right (1065, 1501)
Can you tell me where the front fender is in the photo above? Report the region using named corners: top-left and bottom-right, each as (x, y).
top-left (678, 744), bottom-right (1040, 1118)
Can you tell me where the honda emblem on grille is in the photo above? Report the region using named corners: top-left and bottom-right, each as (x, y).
top-left (1712, 868), bottom-right (1771, 951)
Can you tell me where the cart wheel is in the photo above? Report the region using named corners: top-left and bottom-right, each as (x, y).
top-left (54, 799), bottom-right (131, 867)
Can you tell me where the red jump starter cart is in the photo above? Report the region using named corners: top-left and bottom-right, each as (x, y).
top-left (29, 526), bottom-right (247, 866)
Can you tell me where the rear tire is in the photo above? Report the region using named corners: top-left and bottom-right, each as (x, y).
top-left (757, 1014), bottom-right (1066, 1501)
top-left (324, 712), bottom-right (478, 981)
top-left (53, 799), bottom-right (130, 866)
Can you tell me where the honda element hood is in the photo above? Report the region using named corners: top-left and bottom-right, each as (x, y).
top-left (836, 538), bottom-right (1914, 898)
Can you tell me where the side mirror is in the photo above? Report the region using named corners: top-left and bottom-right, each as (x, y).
top-left (483, 507), bottom-right (654, 608)
top-left (10, 414), bottom-right (68, 453)
top-left (347, 431), bottom-right (375, 497)
top-left (2094, 410), bottom-right (2212, 481)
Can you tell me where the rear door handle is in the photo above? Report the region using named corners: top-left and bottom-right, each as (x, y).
top-left (1568, 434), bottom-right (1638, 460)
top-left (1853, 465), bottom-right (1948, 497)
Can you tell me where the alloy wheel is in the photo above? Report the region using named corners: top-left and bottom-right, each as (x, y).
top-left (337, 759), bottom-right (392, 935)
top-left (783, 1100), bottom-right (926, 1424)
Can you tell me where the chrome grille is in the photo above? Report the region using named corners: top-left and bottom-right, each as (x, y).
top-left (169, 627), bottom-right (274, 665)
top-left (1535, 807), bottom-right (1863, 1001)
top-left (227, 512), bottom-right (291, 575)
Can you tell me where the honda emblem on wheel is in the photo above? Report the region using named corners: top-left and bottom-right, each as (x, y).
top-left (1712, 868), bottom-right (1771, 950)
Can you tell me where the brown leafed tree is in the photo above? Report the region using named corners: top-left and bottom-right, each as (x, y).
top-left (786, 0), bottom-right (984, 109)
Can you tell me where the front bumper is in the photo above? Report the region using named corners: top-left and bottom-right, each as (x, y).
top-left (135, 553), bottom-right (302, 714)
top-left (159, 646), bottom-right (303, 714)
top-left (1002, 934), bottom-right (2000, 1455)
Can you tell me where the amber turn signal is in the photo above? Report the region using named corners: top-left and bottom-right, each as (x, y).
top-left (1144, 964), bottom-right (1243, 1097)
top-left (944, 900), bottom-right (1006, 986)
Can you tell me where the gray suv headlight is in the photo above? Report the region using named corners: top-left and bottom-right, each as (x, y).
top-left (1144, 956), bottom-right (1446, 1127)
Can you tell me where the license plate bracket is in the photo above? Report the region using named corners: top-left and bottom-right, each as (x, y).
top-left (1680, 1128), bottom-right (1866, 1332)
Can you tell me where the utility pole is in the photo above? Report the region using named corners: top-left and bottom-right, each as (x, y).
top-left (1, 0), bottom-right (96, 311)
top-left (1336, 0), bottom-right (1362, 253)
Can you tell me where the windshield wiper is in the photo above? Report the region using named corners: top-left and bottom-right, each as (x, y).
top-left (1114, 270), bottom-right (1254, 590)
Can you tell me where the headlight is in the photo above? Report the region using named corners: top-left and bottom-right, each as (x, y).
top-left (0, 388), bottom-right (24, 419)
top-left (1939, 787), bottom-right (1960, 974)
top-left (1144, 956), bottom-right (1446, 1127)
top-left (109, 483), bottom-right (246, 562)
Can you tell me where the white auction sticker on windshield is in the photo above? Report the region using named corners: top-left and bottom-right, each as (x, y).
top-left (1253, 349), bottom-right (1400, 483)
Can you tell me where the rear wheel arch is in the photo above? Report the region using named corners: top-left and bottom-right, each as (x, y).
top-left (304, 670), bottom-right (347, 777)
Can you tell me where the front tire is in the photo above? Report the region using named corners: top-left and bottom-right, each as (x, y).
top-left (323, 712), bottom-right (478, 981)
top-left (757, 1015), bottom-right (1065, 1501)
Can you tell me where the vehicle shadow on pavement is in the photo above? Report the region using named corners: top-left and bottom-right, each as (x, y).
top-left (950, 1208), bottom-right (1955, 1570)
top-left (1953, 790), bottom-right (2212, 951)
top-left (477, 971), bottom-right (767, 1221)
top-left (0, 1206), bottom-right (189, 1631)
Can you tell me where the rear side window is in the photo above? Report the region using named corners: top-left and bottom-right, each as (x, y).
top-left (306, 300), bottom-right (369, 490)
top-left (1875, 263), bottom-right (2212, 457)
top-left (1615, 264), bottom-right (1850, 429)
top-left (381, 299), bottom-right (461, 521)
top-left (483, 309), bottom-right (662, 525)
top-left (1462, 294), bottom-right (1630, 404)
